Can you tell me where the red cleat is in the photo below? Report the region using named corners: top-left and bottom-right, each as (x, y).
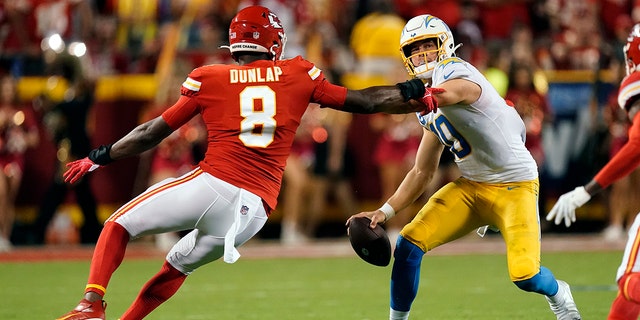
top-left (56, 299), bottom-right (106, 320)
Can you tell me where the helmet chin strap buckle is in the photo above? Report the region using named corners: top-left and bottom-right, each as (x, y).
top-left (452, 43), bottom-right (463, 54)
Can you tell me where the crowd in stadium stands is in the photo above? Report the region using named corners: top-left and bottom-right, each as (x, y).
top-left (0, 0), bottom-right (639, 249)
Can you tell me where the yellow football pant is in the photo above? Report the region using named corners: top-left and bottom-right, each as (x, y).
top-left (400, 177), bottom-right (541, 282)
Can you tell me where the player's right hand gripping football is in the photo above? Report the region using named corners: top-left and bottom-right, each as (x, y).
top-left (63, 157), bottom-right (100, 184)
top-left (346, 210), bottom-right (386, 230)
top-left (419, 86), bottom-right (445, 115)
top-left (545, 186), bottom-right (591, 227)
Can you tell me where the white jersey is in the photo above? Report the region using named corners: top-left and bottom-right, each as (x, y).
top-left (417, 57), bottom-right (538, 183)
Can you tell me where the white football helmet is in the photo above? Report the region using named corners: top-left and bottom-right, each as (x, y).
top-left (400, 15), bottom-right (457, 79)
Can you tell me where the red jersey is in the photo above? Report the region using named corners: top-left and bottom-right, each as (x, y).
top-left (594, 71), bottom-right (640, 188)
top-left (161, 57), bottom-right (347, 210)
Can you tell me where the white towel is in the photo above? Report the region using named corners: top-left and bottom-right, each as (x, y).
top-left (223, 189), bottom-right (260, 263)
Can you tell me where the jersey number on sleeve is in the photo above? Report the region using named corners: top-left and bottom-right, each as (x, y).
top-left (239, 86), bottom-right (277, 148)
top-left (429, 115), bottom-right (471, 159)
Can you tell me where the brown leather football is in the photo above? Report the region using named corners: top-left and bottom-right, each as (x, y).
top-left (347, 217), bottom-right (391, 267)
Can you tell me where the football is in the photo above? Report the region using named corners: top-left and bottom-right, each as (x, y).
top-left (347, 217), bottom-right (391, 267)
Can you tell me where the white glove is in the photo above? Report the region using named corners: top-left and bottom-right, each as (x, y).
top-left (545, 186), bottom-right (591, 227)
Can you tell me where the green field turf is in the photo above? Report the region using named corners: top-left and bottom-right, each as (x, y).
top-left (0, 251), bottom-right (620, 319)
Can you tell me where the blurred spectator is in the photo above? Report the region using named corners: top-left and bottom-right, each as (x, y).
top-left (528, 0), bottom-right (552, 40)
top-left (343, 0), bottom-right (406, 87)
top-left (506, 64), bottom-right (552, 167)
top-left (34, 0), bottom-right (94, 40)
top-left (175, 2), bottom-right (231, 68)
top-left (598, 0), bottom-right (633, 40)
top-left (370, 113), bottom-right (422, 241)
top-left (611, 14), bottom-right (634, 64)
top-left (29, 54), bottom-right (102, 245)
top-left (0, 74), bottom-right (38, 251)
top-left (544, 0), bottom-right (602, 70)
top-left (393, 0), bottom-right (462, 27)
top-left (280, 107), bottom-right (357, 244)
top-left (474, 0), bottom-right (531, 46)
top-left (475, 45), bottom-right (511, 97)
top-left (279, 104), bottom-right (319, 244)
top-left (36, 0), bottom-right (95, 73)
top-left (85, 14), bottom-right (130, 76)
top-left (112, 0), bottom-right (161, 73)
top-left (510, 24), bottom-right (537, 68)
top-left (306, 109), bottom-right (358, 238)
top-left (455, 1), bottom-right (483, 64)
top-left (0, 0), bottom-right (43, 76)
top-left (237, 0), bottom-right (308, 58)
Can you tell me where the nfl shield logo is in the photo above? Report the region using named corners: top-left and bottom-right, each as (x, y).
top-left (240, 205), bottom-right (249, 215)
top-left (252, 32), bottom-right (260, 39)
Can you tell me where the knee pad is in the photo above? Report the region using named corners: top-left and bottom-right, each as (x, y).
top-left (619, 272), bottom-right (640, 304)
top-left (394, 236), bottom-right (424, 265)
top-left (167, 231), bottom-right (224, 275)
top-left (514, 266), bottom-right (557, 296)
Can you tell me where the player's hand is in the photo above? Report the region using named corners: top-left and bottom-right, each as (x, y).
top-left (63, 157), bottom-right (100, 184)
top-left (419, 87), bottom-right (445, 115)
top-left (346, 210), bottom-right (386, 230)
top-left (545, 186), bottom-right (591, 227)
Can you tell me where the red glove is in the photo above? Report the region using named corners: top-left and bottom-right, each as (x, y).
top-left (63, 157), bottom-right (100, 184)
top-left (419, 87), bottom-right (446, 115)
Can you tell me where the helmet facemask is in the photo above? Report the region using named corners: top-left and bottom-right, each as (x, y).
top-left (271, 31), bottom-right (287, 60)
top-left (401, 36), bottom-right (448, 79)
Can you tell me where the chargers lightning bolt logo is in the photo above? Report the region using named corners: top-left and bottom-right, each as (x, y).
top-left (439, 58), bottom-right (462, 80)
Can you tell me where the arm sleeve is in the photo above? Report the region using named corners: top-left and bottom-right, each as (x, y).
top-left (161, 95), bottom-right (200, 130)
top-left (311, 79), bottom-right (348, 109)
top-left (162, 68), bottom-right (203, 129)
top-left (593, 112), bottom-right (640, 188)
top-left (292, 57), bottom-right (347, 108)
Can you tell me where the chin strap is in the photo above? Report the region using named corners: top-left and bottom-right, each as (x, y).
top-left (452, 43), bottom-right (463, 54)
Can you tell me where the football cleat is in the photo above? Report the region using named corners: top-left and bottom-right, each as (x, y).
top-left (546, 280), bottom-right (581, 320)
top-left (56, 299), bottom-right (106, 320)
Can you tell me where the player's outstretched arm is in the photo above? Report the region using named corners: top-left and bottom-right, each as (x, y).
top-left (341, 79), bottom-right (442, 114)
top-left (63, 116), bottom-right (174, 184)
top-left (109, 116), bottom-right (174, 160)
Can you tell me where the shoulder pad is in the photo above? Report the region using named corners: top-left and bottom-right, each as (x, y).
top-left (432, 57), bottom-right (471, 86)
top-left (619, 72), bottom-right (640, 110)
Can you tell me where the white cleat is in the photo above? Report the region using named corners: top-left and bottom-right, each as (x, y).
top-left (546, 280), bottom-right (581, 320)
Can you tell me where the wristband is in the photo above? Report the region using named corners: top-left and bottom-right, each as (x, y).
top-left (396, 79), bottom-right (426, 101)
top-left (378, 202), bottom-right (396, 221)
top-left (88, 144), bottom-right (114, 165)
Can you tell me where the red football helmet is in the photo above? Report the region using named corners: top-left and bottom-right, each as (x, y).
top-left (225, 6), bottom-right (287, 61)
top-left (624, 23), bottom-right (640, 76)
